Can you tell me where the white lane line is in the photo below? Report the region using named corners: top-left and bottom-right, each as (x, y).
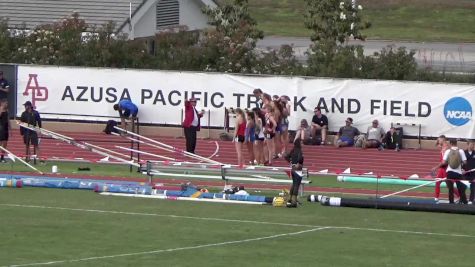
top-left (0, 203), bottom-right (318, 228)
top-left (2, 203), bottom-right (475, 239)
top-left (334, 226), bottom-right (475, 238)
top-left (4, 227), bottom-right (330, 267)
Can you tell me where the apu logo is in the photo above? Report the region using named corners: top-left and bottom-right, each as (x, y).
top-left (22, 74), bottom-right (48, 108)
top-left (444, 97), bottom-right (472, 126)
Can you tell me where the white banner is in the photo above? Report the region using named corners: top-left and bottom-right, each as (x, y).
top-left (17, 65), bottom-right (475, 138)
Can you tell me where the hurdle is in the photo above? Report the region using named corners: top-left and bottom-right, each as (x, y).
top-left (142, 160), bottom-right (311, 195)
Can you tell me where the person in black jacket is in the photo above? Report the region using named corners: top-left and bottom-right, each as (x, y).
top-left (464, 140), bottom-right (475, 203)
top-left (383, 127), bottom-right (400, 151)
top-left (20, 101), bottom-right (42, 162)
top-left (284, 138), bottom-right (304, 208)
top-left (0, 100), bottom-right (10, 162)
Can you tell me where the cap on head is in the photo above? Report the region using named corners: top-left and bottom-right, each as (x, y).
top-left (23, 101), bottom-right (32, 107)
top-left (346, 117), bottom-right (353, 124)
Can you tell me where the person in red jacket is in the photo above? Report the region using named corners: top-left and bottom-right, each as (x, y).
top-left (182, 97), bottom-right (204, 154)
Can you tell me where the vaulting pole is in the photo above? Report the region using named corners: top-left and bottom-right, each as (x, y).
top-left (83, 142), bottom-right (139, 162)
top-left (17, 123), bottom-right (140, 167)
top-left (379, 178), bottom-right (447, 199)
top-left (116, 146), bottom-right (174, 161)
top-left (113, 126), bottom-right (221, 164)
top-left (0, 146), bottom-right (43, 175)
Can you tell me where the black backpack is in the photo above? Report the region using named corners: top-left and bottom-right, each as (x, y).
top-left (103, 120), bottom-right (118, 135)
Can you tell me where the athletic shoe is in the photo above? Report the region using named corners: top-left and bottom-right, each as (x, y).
top-left (468, 201), bottom-right (473, 205)
top-left (0, 159), bottom-right (6, 163)
top-left (434, 198), bottom-right (439, 204)
top-left (286, 202), bottom-right (297, 208)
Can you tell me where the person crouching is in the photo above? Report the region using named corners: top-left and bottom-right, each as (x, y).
top-left (284, 138), bottom-right (304, 208)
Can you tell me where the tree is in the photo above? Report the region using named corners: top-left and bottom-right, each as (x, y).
top-left (201, 0), bottom-right (263, 73)
top-left (304, 0), bottom-right (371, 77)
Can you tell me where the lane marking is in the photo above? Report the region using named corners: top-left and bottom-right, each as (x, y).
top-left (4, 227), bottom-right (329, 267)
top-left (0, 203), bottom-right (318, 228)
top-left (2, 203), bottom-right (474, 238)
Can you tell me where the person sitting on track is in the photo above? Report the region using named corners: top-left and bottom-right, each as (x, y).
top-left (295, 119), bottom-right (312, 145)
top-left (382, 127), bottom-right (400, 150)
top-left (334, 117), bottom-right (360, 148)
top-left (363, 119), bottom-right (385, 150)
top-left (311, 107), bottom-right (328, 145)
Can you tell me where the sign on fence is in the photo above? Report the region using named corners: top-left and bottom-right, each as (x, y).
top-left (17, 65), bottom-right (475, 138)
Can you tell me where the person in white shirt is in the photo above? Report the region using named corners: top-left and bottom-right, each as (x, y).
top-left (434, 139), bottom-right (468, 204)
top-left (363, 119), bottom-right (385, 149)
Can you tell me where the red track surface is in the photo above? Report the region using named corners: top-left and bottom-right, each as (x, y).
top-left (6, 129), bottom-right (439, 178)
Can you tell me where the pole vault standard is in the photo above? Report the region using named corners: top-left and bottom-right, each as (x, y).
top-left (17, 122), bottom-right (140, 167)
top-left (113, 126), bottom-right (222, 165)
top-left (0, 146), bottom-right (43, 175)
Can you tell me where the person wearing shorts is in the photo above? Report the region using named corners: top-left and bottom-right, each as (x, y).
top-left (264, 105), bottom-right (277, 165)
top-left (20, 101), bottom-right (42, 162)
top-left (113, 99), bottom-right (138, 130)
top-left (335, 117), bottom-right (360, 148)
top-left (233, 108), bottom-right (246, 166)
top-left (311, 107), bottom-right (328, 145)
top-left (252, 107), bottom-right (266, 165)
top-left (245, 111), bottom-right (256, 165)
top-left (433, 139), bottom-right (467, 204)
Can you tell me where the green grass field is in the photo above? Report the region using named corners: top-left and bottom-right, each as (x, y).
top-left (1, 188), bottom-right (474, 266)
top-left (1, 161), bottom-right (474, 266)
top-left (244, 0), bottom-right (475, 42)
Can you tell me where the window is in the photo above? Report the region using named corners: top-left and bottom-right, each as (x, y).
top-left (156, 0), bottom-right (179, 29)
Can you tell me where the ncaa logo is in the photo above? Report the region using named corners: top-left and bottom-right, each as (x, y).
top-left (444, 97), bottom-right (472, 126)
